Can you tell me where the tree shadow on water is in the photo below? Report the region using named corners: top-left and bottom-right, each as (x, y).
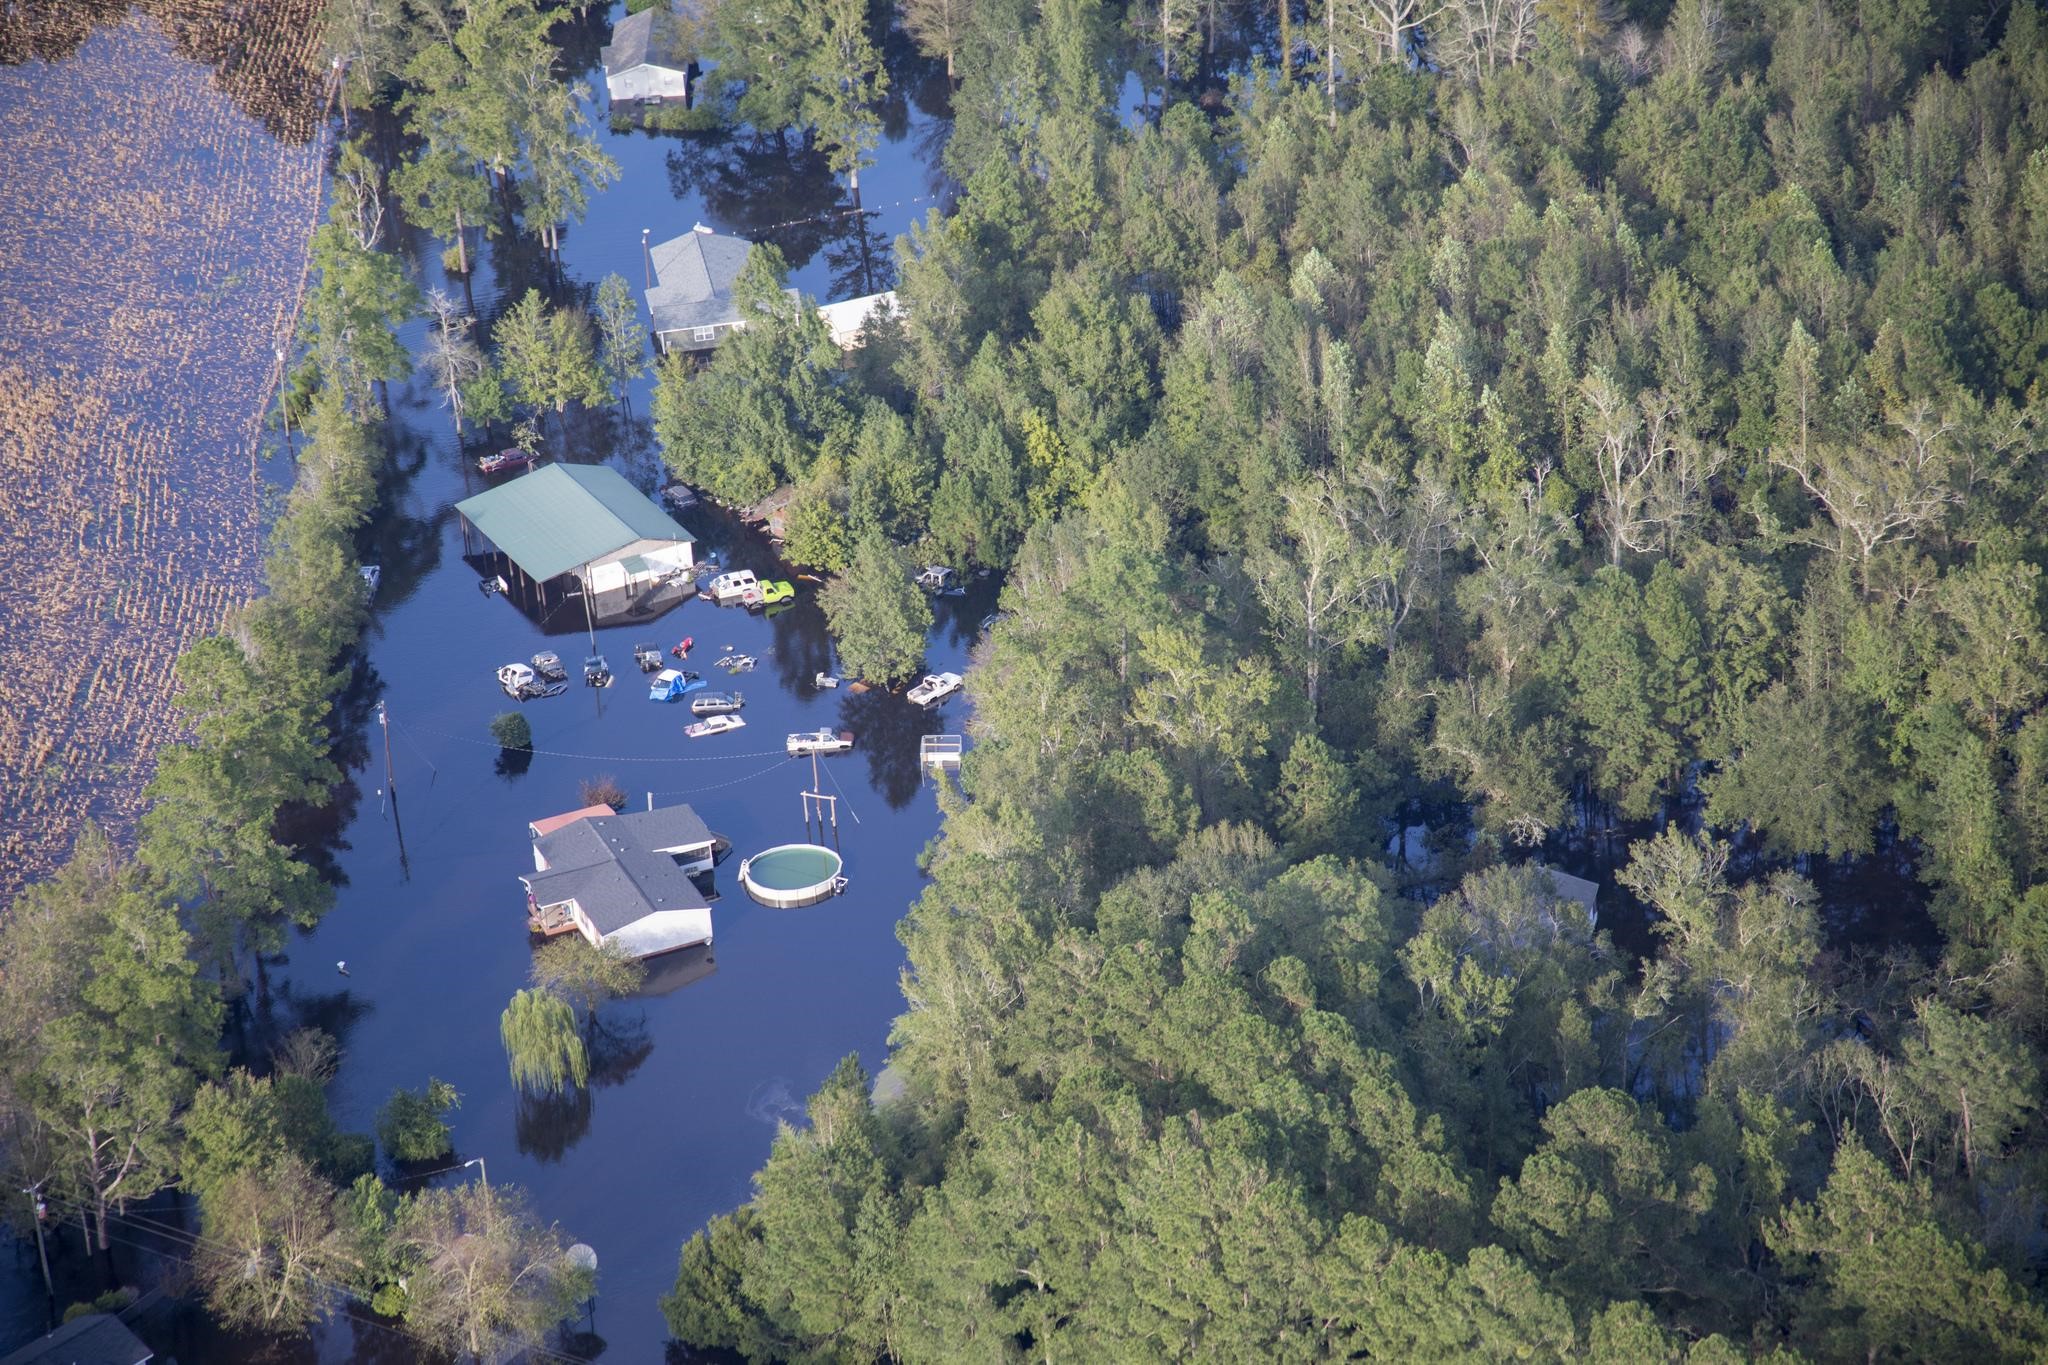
top-left (664, 127), bottom-right (841, 271)
top-left (839, 685), bottom-right (943, 811)
top-left (515, 1084), bottom-right (594, 1165)
top-left (513, 1010), bottom-right (653, 1164)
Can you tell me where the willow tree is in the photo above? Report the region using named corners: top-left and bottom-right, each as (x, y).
top-left (500, 989), bottom-right (588, 1094)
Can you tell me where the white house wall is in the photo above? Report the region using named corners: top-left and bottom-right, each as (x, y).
top-left (607, 64), bottom-right (690, 103)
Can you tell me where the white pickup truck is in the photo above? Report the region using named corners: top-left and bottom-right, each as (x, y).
top-left (706, 569), bottom-right (759, 604)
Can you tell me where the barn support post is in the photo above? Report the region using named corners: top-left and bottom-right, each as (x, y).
top-left (580, 565), bottom-right (597, 650)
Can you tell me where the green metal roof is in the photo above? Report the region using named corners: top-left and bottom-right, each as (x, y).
top-left (455, 463), bottom-right (693, 583)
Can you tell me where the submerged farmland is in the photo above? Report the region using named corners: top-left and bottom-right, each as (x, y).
top-left (0, 2), bottom-right (328, 900)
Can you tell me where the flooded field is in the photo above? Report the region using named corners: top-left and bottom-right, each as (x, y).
top-left (0, 1), bottom-right (328, 902)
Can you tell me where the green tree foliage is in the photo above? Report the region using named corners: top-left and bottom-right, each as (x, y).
top-left (592, 272), bottom-right (650, 402)
top-left (0, 828), bottom-right (220, 1256)
top-left (488, 710), bottom-right (532, 751)
top-left (195, 1154), bottom-right (353, 1333)
top-left (530, 936), bottom-right (645, 1024)
top-left (652, 246), bottom-right (850, 503)
top-left (1769, 1138), bottom-right (2048, 1360)
top-left (493, 288), bottom-right (608, 422)
top-left (820, 534), bottom-right (934, 684)
top-left (500, 989), bottom-right (589, 1094)
top-left (375, 1079), bottom-right (460, 1163)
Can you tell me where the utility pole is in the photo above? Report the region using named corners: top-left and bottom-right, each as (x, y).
top-left (377, 700), bottom-right (395, 798)
top-left (641, 228), bottom-right (652, 291)
top-left (22, 1185), bottom-right (53, 1330)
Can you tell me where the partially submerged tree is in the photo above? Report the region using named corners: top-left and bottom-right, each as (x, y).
top-left (820, 534), bottom-right (933, 685)
top-left (376, 1079), bottom-right (460, 1164)
top-left (500, 989), bottom-right (589, 1094)
top-left (530, 937), bottom-right (645, 1025)
top-left (392, 1182), bottom-right (593, 1360)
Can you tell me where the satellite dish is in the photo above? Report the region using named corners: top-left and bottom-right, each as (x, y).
top-left (567, 1243), bottom-right (598, 1274)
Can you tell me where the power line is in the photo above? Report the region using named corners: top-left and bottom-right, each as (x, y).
top-left (818, 754), bottom-right (863, 826)
top-left (645, 753), bottom-right (804, 799)
top-left (398, 715), bottom-right (795, 765)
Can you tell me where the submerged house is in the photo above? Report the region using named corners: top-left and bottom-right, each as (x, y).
top-left (645, 224), bottom-right (905, 355)
top-left (456, 463), bottom-right (695, 626)
top-left (599, 5), bottom-right (695, 107)
top-left (522, 804), bottom-right (726, 960)
top-left (646, 225), bottom-right (758, 354)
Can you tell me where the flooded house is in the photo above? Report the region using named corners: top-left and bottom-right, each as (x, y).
top-left (599, 4), bottom-right (696, 107)
top-left (456, 462), bottom-right (696, 628)
top-left (522, 804), bottom-right (726, 960)
top-left (645, 224), bottom-right (765, 355)
top-left (645, 224), bottom-right (907, 356)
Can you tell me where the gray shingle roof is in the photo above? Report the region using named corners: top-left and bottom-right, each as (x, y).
top-left (0, 1315), bottom-right (151, 1365)
top-left (600, 7), bottom-right (691, 76)
top-left (524, 806), bottom-right (713, 936)
top-left (455, 463), bottom-right (693, 584)
top-left (608, 803), bottom-right (713, 851)
top-left (645, 227), bottom-right (754, 336)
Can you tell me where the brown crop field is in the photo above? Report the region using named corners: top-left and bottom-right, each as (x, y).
top-left (0, 0), bottom-right (330, 905)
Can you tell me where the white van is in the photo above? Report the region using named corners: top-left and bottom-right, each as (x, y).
top-left (707, 569), bottom-right (759, 604)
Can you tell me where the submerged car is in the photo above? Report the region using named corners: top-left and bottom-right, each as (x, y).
top-left (906, 671), bottom-right (964, 707)
top-left (648, 668), bottom-right (706, 702)
top-left (684, 714), bottom-right (748, 739)
top-left (691, 691), bottom-right (744, 715)
top-left (787, 729), bottom-right (856, 756)
top-left (755, 579), bottom-right (796, 607)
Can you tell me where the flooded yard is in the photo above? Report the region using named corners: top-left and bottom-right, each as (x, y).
top-left (5, 1), bottom-right (965, 1356)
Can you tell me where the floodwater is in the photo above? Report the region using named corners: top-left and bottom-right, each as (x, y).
top-left (0, 2), bottom-right (967, 1360)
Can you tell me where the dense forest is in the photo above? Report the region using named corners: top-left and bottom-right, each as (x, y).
top-left (654, 0), bottom-right (2048, 1358)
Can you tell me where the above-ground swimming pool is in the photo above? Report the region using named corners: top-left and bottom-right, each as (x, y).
top-left (738, 843), bottom-right (846, 908)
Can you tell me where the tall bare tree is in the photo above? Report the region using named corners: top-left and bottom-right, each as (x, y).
top-left (1774, 404), bottom-right (1960, 564)
top-left (1580, 371), bottom-right (1722, 566)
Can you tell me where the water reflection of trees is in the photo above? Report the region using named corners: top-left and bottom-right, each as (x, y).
top-left (840, 686), bottom-right (944, 811)
top-left (515, 1085), bottom-right (593, 1164)
top-left (514, 1007), bottom-right (653, 1163)
top-left (768, 601), bottom-right (835, 696)
top-left (666, 128), bottom-right (842, 272)
top-left (823, 209), bottom-right (898, 302)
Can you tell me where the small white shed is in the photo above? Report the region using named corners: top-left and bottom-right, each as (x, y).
top-left (600, 7), bottom-right (694, 106)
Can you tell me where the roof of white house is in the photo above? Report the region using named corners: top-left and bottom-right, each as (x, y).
top-left (645, 224), bottom-right (754, 336)
top-left (522, 806), bottom-right (714, 936)
top-left (600, 6), bottom-right (693, 75)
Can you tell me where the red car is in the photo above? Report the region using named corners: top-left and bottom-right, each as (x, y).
top-left (477, 448), bottom-right (537, 476)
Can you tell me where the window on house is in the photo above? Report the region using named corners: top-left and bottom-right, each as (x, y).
top-left (693, 326), bottom-right (716, 342)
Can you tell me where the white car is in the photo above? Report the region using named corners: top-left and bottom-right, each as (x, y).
top-left (787, 729), bottom-right (856, 756)
top-left (905, 672), bottom-right (963, 707)
top-left (684, 714), bottom-right (748, 739)
top-left (706, 569), bottom-right (759, 604)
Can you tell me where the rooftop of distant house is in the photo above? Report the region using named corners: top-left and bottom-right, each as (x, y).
top-left (600, 4), bottom-right (696, 75)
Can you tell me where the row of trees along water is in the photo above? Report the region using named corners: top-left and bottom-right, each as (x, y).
top-left (637, 0), bottom-right (2048, 1358)
top-left (0, 1), bottom-right (676, 1356)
